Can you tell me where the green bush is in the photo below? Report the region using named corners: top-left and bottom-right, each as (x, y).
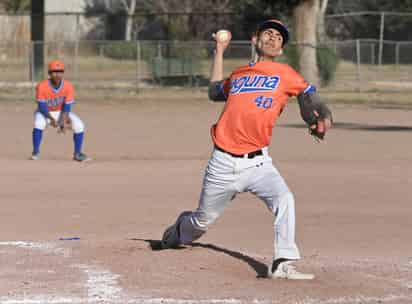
top-left (103, 41), bottom-right (205, 77)
top-left (104, 42), bottom-right (137, 59)
top-left (283, 43), bottom-right (300, 71)
top-left (103, 42), bottom-right (158, 62)
top-left (316, 46), bottom-right (339, 86)
top-left (283, 43), bottom-right (338, 87)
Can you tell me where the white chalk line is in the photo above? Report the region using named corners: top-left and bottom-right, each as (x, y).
top-left (311, 256), bottom-right (412, 290)
top-left (74, 264), bottom-right (122, 301)
top-left (0, 241), bottom-right (253, 304)
top-left (299, 294), bottom-right (412, 304)
top-left (0, 298), bottom-right (248, 304)
top-left (1, 242), bottom-right (411, 304)
top-left (0, 241), bottom-right (123, 303)
top-left (2, 294), bottom-right (412, 304)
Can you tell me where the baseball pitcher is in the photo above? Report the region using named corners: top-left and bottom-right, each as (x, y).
top-left (31, 60), bottom-right (89, 161)
top-left (161, 20), bottom-right (332, 280)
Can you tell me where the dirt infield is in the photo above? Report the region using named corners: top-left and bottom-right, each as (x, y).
top-left (0, 95), bottom-right (411, 303)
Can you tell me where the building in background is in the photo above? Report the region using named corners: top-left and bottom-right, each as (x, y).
top-left (45, 0), bottom-right (94, 41)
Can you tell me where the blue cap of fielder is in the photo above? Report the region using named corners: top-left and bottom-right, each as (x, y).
top-left (256, 19), bottom-right (290, 46)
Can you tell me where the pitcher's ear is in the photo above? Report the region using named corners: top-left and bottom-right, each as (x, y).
top-left (251, 35), bottom-right (257, 45)
top-left (279, 49), bottom-right (283, 55)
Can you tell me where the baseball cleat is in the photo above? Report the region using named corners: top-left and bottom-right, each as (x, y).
top-left (161, 211), bottom-right (192, 249)
top-left (268, 259), bottom-right (315, 280)
top-left (73, 152), bottom-right (90, 162)
top-left (30, 153), bottom-right (40, 160)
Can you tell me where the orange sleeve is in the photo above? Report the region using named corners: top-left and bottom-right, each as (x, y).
top-left (36, 83), bottom-right (47, 102)
top-left (284, 66), bottom-right (310, 97)
top-left (65, 82), bottom-right (75, 104)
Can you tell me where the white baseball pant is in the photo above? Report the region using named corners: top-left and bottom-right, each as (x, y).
top-left (34, 111), bottom-right (85, 133)
top-left (178, 146), bottom-right (301, 260)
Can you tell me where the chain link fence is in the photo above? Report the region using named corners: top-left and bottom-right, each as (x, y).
top-left (2, 39), bottom-right (412, 95)
top-left (0, 12), bottom-right (237, 42)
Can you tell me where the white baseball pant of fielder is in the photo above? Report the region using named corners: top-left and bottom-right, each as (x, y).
top-left (34, 111), bottom-right (85, 133)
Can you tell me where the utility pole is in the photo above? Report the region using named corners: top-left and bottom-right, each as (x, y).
top-left (31, 0), bottom-right (45, 81)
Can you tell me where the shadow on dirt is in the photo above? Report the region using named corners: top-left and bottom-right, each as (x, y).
top-left (130, 238), bottom-right (268, 278)
top-left (282, 122), bottom-right (412, 132)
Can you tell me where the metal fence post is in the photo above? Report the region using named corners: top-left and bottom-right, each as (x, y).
top-left (356, 39), bottom-right (362, 92)
top-left (31, 0), bottom-right (44, 81)
top-left (250, 41), bottom-right (255, 61)
top-left (74, 14), bottom-right (80, 82)
top-left (378, 12), bottom-right (385, 65)
top-left (157, 42), bottom-right (162, 58)
top-left (136, 40), bottom-right (141, 93)
top-left (74, 40), bottom-right (79, 83)
top-left (99, 43), bottom-right (104, 58)
top-left (371, 43), bottom-right (375, 65)
top-left (30, 41), bottom-right (35, 95)
top-left (395, 42), bottom-right (400, 68)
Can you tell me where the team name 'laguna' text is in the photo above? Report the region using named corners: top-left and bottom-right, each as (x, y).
top-left (230, 75), bottom-right (280, 94)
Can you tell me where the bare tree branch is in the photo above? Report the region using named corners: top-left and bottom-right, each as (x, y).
top-left (157, 0), bottom-right (169, 13)
top-left (120, 0), bottom-right (129, 11)
top-left (104, 0), bottom-right (112, 11)
top-left (320, 0), bottom-right (329, 14)
top-left (217, 0), bottom-right (231, 11)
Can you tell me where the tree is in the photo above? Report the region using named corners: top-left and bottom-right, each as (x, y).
top-left (294, 0), bottom-right (320, 85)
top-left (121, 0), bottom-right (136, 41)
top-left (233, 0), bottom-right (330, 85)
top-left (233, 0), bottom-right (328, 85)
top-left (317, 0), bottom-right (329, 42)
top-left (326, 0), bottom-right (412, 41)
top-left (137, 0), bottom-right (232, 40)
top-left (85, 0), bottom-right (136, 40)
top-left (3, 0), bottom-right (30, 12)
top-left (232, 0), bottom-right (299, 39)
top-left (86, 0), bottom-right (233, 40)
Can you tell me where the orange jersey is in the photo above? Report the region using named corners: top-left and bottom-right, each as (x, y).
top-left (212, 61), bottom-right (311, 154)
top-left (36, 79), bottom-right (75, 111)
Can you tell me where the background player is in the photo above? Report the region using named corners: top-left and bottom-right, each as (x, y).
top-left (161, 20), bottom-right (332, 280)
top-left (31, 60), bottom-right (89, 161)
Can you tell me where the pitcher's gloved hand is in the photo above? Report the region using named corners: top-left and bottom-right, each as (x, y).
top-left (309, 110), bottom-right (332, 141)
top-left (297, 91), bottom-right (333, 141)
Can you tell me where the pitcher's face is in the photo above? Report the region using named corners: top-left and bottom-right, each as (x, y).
top-left (255, 28), bottom-right (284, 58)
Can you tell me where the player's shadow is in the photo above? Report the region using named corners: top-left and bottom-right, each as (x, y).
top-left (130, 238), bottom-right (268, 278)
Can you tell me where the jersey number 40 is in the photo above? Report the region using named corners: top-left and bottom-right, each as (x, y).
top-left (254, 96), bottom-right (273, 109)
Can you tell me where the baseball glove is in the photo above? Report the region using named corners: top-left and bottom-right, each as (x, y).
top-left (308, 109), bottom-right (331, 141)
top-left (58, 114), bottom-right (72, 134)
top-left (297, 92), bottom-right (333, 141)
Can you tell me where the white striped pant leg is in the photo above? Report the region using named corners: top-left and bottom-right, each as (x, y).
top-left (246, 162), bottom-right (301, 260)
top-left (68, 112), bottom-right (85, 133)
top-left (179, 149), bottom-right (238, 244)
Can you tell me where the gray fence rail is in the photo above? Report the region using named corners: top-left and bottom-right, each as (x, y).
top-left (1, 39), bottom-right (412, 93)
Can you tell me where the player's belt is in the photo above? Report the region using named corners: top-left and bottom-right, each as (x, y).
top-left (215, 145), bottom-right (263, 159)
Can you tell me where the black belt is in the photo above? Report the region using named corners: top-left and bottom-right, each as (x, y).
top-left (215, 145), bottom-right (263, 159)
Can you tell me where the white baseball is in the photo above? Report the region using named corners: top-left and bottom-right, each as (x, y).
top-left (216, 30), bottom-right (231, 42)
